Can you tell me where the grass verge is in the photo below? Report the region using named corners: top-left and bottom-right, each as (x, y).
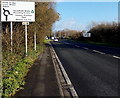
top-left (43, 39), bottom-right (52, 44)
top-left (2, 45), bottom-right (44, 97)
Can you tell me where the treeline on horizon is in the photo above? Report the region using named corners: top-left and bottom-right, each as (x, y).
top-left (55, 22), bottom-right (120, 47)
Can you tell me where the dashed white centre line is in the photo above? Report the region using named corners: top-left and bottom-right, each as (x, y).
top-left (64, 42), bottom-right (70, 45)
top-left (75, 45), bottom-right (80, 47)
top-left (65, 43), bottom-right (120, 60)
top-left (113, 56), bottom-right (120, 59)
top-left (83, 47), bottom-right (89, 50)
top-left (93, 50), bottom-right (105, 55)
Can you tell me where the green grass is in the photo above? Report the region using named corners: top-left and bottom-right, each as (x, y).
top-left (43, 39), bottom-right (52, 44)
top-left (2, 44), bottom-right (44, 97)
top-left (83, 41), bottom-right (120, 48)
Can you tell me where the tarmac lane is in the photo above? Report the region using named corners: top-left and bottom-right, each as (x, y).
top-left (51, 40), bottom-right (119, 97)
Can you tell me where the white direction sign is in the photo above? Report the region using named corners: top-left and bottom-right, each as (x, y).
top-left (1, 1), bottom-right (35, 22)
top-left (83, 33), bottom-right (91, 37)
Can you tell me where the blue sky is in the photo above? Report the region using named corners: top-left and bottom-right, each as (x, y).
top-left (53, 2), bottom-right (118, 31)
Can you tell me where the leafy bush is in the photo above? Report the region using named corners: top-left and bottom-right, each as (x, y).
top-left (72, 22), bottom-right (119, 47)
top-left (88, 23), bottom-right (119, 46)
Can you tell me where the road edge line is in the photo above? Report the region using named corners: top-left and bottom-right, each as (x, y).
top-left (50, 43), bottom-right (79, 97)
top-left (49, 47), bottom-right (64, 97)
top-left (113, 56), bottom-right (120, 59)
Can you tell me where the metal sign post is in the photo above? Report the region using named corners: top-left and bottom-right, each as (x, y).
top-left (34, 31), bottom-right (36, 51)
top-left (22, 22), bottom-right (29, 56)
top-left (25, 24), bottom-right (28, 56)
top-left (10, 22), bottom-right (13, 52)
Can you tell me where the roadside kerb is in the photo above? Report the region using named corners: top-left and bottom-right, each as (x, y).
top-left (50, 43), bottom-right (79, 98)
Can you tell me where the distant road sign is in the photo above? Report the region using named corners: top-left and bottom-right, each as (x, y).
top-left (1, 1), bottom-right (35, 22)
top-left (83, 33), bottom-right (91, 37)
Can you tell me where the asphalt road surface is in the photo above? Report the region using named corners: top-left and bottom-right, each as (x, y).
top-left (51, 39), bottom-right (120, 97)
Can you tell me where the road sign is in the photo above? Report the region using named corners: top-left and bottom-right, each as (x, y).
top-left (22, 22), bottom-right (29, 25)
top-left (83, 33), bottom-right (91, 37)
top-left (1, 1), bottom-right (35, 22)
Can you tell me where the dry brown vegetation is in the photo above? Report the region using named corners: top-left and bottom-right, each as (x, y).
top-left (2, 2), bottom-right (59, 96)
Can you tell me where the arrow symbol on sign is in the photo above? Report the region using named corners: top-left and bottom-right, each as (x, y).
top-left (3, 8), bottom-right (13, 21)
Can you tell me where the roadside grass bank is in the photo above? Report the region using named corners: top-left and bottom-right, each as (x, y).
top-left (2, 44), bottom-right (44, 97)
top-left (43, 39), bottom-right (52, 44)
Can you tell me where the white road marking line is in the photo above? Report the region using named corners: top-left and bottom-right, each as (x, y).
top-left (65, 42), bottom-right (70, 44)
top-left (113, 56), bottom-right (120, 59)
top-left (65, 43), bottom-right (120, 60)
top-left (51, 46), bottom-right (79, 97)
top-left (93, 50), bottom-right (105, 55)
top-left (75, 45), bottom-right (80, 47)
top-left (83, 47), bottom-right (89, 50)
